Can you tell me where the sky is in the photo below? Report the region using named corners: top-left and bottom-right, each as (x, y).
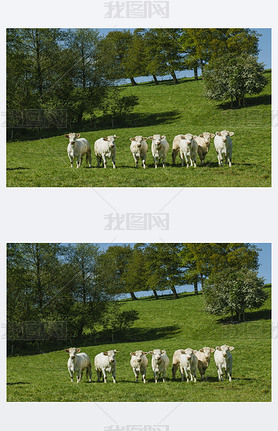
top-left (98, 243), bottom-right (271, 297)
top-left (97, 28), bottom-right (271, 83)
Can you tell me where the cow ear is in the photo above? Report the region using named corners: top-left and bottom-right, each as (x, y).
top-left (193, 135), bottom-right (197, 139)
top-left (65, 349), bottom-right (69, 353)
top-left (148, 136), bottom-right (153, 140)
top-left (211, 348), bottom-right (215, 353)
top-left (193, 350), bottom-right (197, 353)
top-left (229, 132), bottom-right (234, 136)
top-left (228, 346), bottom-right (234, 351)
top-left (65, 134), bottom-right (69, 138)
top-left (215, 346), bottom-right (220, 350)
top-left (130, 138), bottom-right (133, 141)
top-left (76, 134), bottom-right (81, 138)
top-left (181, 350), bottom-right (186, 354)
top-left (114, 350), bottom-right (119, 353)
top-left (148, 351), bottom-right (153, 355)
top-left (143, 137), bottom-right (148, 140)
top-left (211, 134), bottom-right (215, 138)
top-left (161, 135), bottom-right (165, 139)
top-left (76, 348), bottom-right (81, 353)
top-left (130, 352), bottom-right (135, 356)
top-left (114, 135), bottom-right (118, 138)
top-left (103, 351), bottom-right (108, 356)
top-left (199, 134), bottom-right (203, 138)
top-left (215, 132), bottom-right (220, 135)
top-left (199, 348), bottom-right (204, 352)
top-left (144, 352), bottom-right (148, 355)
top-left (103, 137), bottom-right (108, 141)
top-left (161, 350), bottom-right (166, 354)
top-left (181, 135), bottom-right (186, 139)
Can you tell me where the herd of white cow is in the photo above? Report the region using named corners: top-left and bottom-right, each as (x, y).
top-left (65, 345), bottom-right (234, 384)
top-left (65, 131), bottom-right (234, 169)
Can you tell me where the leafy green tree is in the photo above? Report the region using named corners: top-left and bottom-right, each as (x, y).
top-left (203, 268), bottom-right (267, 321)
top-left (203, 53), bottom-right (267, 107)
top-left (142, 243), bottom-right (184, 299)
top-left (95, 245), bottom-right (136, 299)
top-left (143, 29), bottom-right (183, 84)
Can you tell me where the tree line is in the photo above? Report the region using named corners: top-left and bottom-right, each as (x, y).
top-left (7, 28), bottom-right (265, 136)
top-left (7, 242), bottom-right (267, 350)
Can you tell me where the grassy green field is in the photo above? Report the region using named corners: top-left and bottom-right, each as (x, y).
top-left (7, 287), bottom-right (271, 402)
top-left (6, 72), bottom-right (271, 187)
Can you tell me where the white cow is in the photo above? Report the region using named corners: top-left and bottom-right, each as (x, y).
top-left (172, 349), bottom-right (184, 379)
top-left (172, 135), bottom-right (181, 165)
top-left (150, 135), bottom-right (169, 168)
top-left (179, 348), bottom-right (198, 382)
top-left (130, 136), bottom-right (148, 168)
top-left (149, 349), bottom-right (169, 383)
top-left (94, 135), bottom-right (117, 168)
top-left (65, 133), bottom-right (91, 168)
top-left (130, 350), bottom-right (148, 383)
top-left (94, 349), bottom-right (118, 383)
top-left (214, 345), bottom-right (234, 382)
top-left (195, 133), bottom-right (215, 164)
top-left (65, 347), bottom-right (92, 383)
top-left (195, 347), bottom-right (215, 380)
top-left (179, 134), bottom-right (198, 168)
top-left (214, 130), bottom-right (234, 167)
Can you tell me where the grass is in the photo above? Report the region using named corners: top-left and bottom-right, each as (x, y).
top-left (7, 287), bottom-right (271, 402)
top-left (6, 73), bottom-right (271, 187)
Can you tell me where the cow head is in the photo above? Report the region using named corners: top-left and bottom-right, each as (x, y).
top-left (65, 347), bottom-right (81, 360)
top-left (65, 133), bottom-right (81, 146)
top-left (103, 349), bottom-right (118, 363)
top-left (130, 350), bottom-right (148, 362)
top-left (216, 130), bottom-right (234, 142)
top-left (200, 347), bottom-right (215, 360)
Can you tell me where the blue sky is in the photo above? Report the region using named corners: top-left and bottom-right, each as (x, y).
top-left (99, 243), bottom-right (271, 296)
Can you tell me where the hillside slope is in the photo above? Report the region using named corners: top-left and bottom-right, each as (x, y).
top-left (7, 288), bottom-right (271, 402)
top-left (7, 73), bottom-right (271, 187)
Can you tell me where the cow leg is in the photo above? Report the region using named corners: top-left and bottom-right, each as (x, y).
top-left (112, 370), bottom-right (116, 383)
top-left (102, 154), bottom-right (107, 168)
top-left (112, 155), bottom-right (116, 169)
top-left (69, 370), bottom-right (74, 383)
top-left (87, 150), bottom-right (92, 168)
top-left (68, 155), bottom-right (74, 168)
top-left (172, 363), bottom-right (178, 380)
top-left (96, 370), bottom-right (101, 382)
top-left (142, 372), bottom-right (146, 384)
top-left (142, 157), bottom-right (146, 169)
top-left (102, 369), bottom-right (107, 383)
top-left (87, 364), bottom-right (92, 382)
top-left (154, 371), bottom-right (158, 383)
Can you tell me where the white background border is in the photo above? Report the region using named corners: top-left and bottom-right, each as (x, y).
top-left (1, 1), bottom-right (277, 429)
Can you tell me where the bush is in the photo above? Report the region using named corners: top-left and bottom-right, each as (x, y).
top-left (203, 54), bottom-right (267, 107)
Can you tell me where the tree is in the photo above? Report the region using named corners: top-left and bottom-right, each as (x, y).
top-left (203, 53), bottom-right (267, 107)
top-left (143, 29), bottom-right (183, 84)
top-left (142, 243), bottom-right (184, 299)
top-left (95, 245), bottom-right (136, 300)
top-left (203, 268), bottom-right (267, 321)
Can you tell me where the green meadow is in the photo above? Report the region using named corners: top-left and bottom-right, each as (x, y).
top-left (7, 287), bottom-right (271, 402)
top-left (6, 72), bottom-right (271, 187)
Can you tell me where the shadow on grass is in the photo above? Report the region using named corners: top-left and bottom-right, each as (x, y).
top-left (7, 382), bottom-right (31, 385)
top-left (217, 94), bottom-right (271, 110)
top-left (217, 308), bottom-right (271, 324)
top-left (6, 167), bottom-right (30, 171)
top-left (7, 110), bottom-right (181, 142)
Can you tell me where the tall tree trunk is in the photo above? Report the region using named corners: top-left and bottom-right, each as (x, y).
top-left (200, 274), bottom-right (204, 291)
top-left (130, 77), bottom-right (137, 86)
top-left (194, 65), bottom-right (198, 80)
top-left (152, 75), bottom-right (159, 85)
top-left (171, 286), bottom-right (179, 299)
top-left (130, 291), bottom-right (137, 300)
top-left (171, 71), bottom-right (178, 84)
top-left (194, 280), bottom-right (198, 295)
top-left (200, 59), bottom-right (204, 75)
top-left (153, 289), bottom-right (159, 299)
